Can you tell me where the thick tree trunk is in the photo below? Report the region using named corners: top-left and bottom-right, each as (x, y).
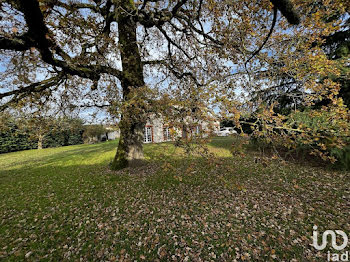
top-left (38, 134), bottom-right (43, 150)
top-left (111, 6), bottom-right (146, 170)
top-left (112, 117), bottom-right (145, 169)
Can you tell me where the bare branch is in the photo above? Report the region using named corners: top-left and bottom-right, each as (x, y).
top-left (172, 0), bottom-right (188, 15)
top-left (0, 74), bottom-right (64, 111)
top-left (54, 1), bottom-right (99, 12)
top-left (0, 34), bottom-right (33, 51)
top-left (174, 14), bottom-right (223, 46)
top-left (245, 7), bottom-right (277, 65)
top-left (142, 60), bottom-right (166, 65)
top-left (156, 25), bottom-right (193, 59)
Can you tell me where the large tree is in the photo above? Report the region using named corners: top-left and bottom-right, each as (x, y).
top-left (0, 0), bottom-right (347, 167)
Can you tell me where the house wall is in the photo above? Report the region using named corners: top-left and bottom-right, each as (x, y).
top-left (200, 120), bottom-right (220, 135)
top-left (144, 116), bottom-right (220, 143)
top-left (145, 117), bottom-right (164, 143)
top-left (99, 130), bottom-right (120, 141)
top-left (107, 131), bottom-right (119, 140)
top-left (104, 115), bottom-right (220, 144)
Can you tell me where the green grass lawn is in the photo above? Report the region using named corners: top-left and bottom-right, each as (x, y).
top-left (0, 137), bottom-right (349, 261)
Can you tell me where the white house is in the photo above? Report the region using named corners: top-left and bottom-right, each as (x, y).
top-left (99, 126), bottom-right (120, 141)
top-left (102, 114), bottom-right (220, 144)
top-left (143, 115), bottom-right (220, 143)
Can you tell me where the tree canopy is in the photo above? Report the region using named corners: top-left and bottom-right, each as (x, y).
top-left (0, 0), bottom-right (349, 168)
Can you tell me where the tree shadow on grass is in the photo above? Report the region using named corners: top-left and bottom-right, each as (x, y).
top-left (208, 136), bottom-right (235, 150)
top-left (1, 137), bottom-right (236, 172)
top-left (4, 136), bottom-right (334, 188)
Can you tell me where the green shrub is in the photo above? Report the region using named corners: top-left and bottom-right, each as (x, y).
top-left (0, 117), bottom-right (85, 154)
top-left (331, 143), bottom-right (350, 170)
top-left (82, 125), bottom-right (107, 143)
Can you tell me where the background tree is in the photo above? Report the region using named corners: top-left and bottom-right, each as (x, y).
top-left (322, 15), bottom-right (350, 106)
top-left (82, 124), bottom-right (107, 144)
top-left (0, 113), bottom-right (37, 153)
top-left (25, 114), bottom-right (55, 149)
top-left (0, 113), bottom-right (85, 153)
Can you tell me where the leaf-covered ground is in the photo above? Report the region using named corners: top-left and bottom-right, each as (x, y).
top-left (0, 137), bottom-right (349, 261)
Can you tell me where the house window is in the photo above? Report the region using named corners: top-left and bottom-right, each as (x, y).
top-left (144, 126), bottom-right (153, 143)
top-left (163, 127), bottom-right (171, 141)
top-left (195, 125), bottom-right (200, 135)
top-left (191, 125), bottom-right (200, 136)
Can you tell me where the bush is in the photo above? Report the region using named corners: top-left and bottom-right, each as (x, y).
top-left (0, 120), bottom-right (37, 154)
top-left (331, 143), bottom-right (350, 171)
top-left (82, 125), bottom-right (107, 144)
top-left (0, 117), bottom-right (85, 154)
top-left (245, 110), bottom-right (350, 170)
